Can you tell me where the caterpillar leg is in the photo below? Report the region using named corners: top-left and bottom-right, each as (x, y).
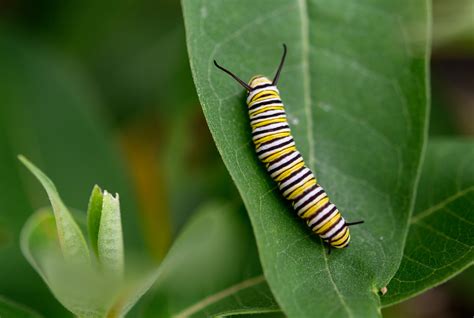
top-left (325, 241), bottom-right (332, 255)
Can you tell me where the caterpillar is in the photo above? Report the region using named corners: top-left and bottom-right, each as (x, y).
top-left (214, 44), bottom-right (364, 253)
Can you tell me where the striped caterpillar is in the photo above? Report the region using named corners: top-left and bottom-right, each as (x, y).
top-left (214, 44), bottom-right (363, 253)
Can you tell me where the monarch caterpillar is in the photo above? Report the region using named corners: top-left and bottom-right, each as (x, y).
top-left (214, 44), bottom-right (364, 253)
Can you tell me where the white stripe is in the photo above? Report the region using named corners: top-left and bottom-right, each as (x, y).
top-left (257, 141), bottom-right (295, 160)
top-left (294, 186), bottom-right (323, 209)
top-left (248, 102), bottom-right (284, 115)
top-left (250, 114), bottom-right (287, 125)
top-left (269, 152), bottom-right (301, 177)
top-left (307, 204), bottom-right (335, 225)
top-left (270, 159), bottom-right (304, 179)
top-left (249, 98), bottom-right (281, 108)
top-left (249, 109), bottom-right (286, 120)
top-left (252, 122), bottom-right (288, 134)
top-left (268, 150), bottom-right (300, 170)
top-left (279, 167), bottom-right (309, 189)
top-left (282, 172), bottom-right (314, 197)
top-left (246, 86), bottom-right (278, 103)
top-left (297, 192), bottom-right (327, 215)
top-left (321, 218), bottom-right (346, 239)
top-left (257, 136), bottom-right (293, 153)
top-left (311, 210), bottom-right (339, 229)
top-left (253, 128), bottom-right (290, 141)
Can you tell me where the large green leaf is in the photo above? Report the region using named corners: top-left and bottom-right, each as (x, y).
top-left (0, 296), bottom-right (43, 318)
top-left (382, 139), bottom-right (474, 306)
top-left (141, 202), bottom-right (278, 317)
top-left (0, 30), bottom-right (142, 317)
top-left (182, 1), bottom-right (430, 317)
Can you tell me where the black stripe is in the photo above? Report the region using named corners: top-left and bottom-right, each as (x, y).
top-left (270, 157), bottom-right (302, 180)
top-left (320, 215), bottom-right (342, 236)
top-left (250, 111), bottom-right (286, 122)
top-left (248, 99), bottom-right (282, 111)
top-left (257, 135), bottom-right (292, 152)
top-left (296, 188), bottom-right (326, 212)
top-left (268, 152), bottom-right (301, 175)
top-left (300, 200), bottom-right (331, 219)
top-left (256, 139), bottom-right (293, 157)
top-left (280, 169), bottom-right (312, 194)
top-left (310, 205), bottom-right (336, 229)
top-left (331, 230), bottom-right (349, 247)
top-left (250, 92), bottom-right (275, 102)
top-left (293, 182), bottom-right (320, 203)
top-left (277, 166), bottom-right (305, 188)
top-left (252, 124), bottom-right (290, 138)
top-left (327, 224), bottom-right (347, 242)
top-left (251, 83), bottom-right (273, 91)
top-left (267, 151), bottom-right (299, 170)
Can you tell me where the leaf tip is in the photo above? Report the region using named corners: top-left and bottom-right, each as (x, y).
top-left (92, 184), bottom-right (102, 193)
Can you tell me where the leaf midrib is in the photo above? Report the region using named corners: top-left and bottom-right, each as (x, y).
top-left (410, 186), bottom-right (474, 224)
top-left (296, 0), bottom-right (353, 316)
top-left (298, 0), bottom-right (315, 167)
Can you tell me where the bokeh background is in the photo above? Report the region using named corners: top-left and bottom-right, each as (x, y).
top-left (0, 0), bottom-right (472, 317)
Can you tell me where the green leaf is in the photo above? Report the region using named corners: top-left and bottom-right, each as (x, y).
top-left (0, 296), bottom-right (43, 318)
top-left (18, 156), bottom-right (90, 265)
top-left (182, 1), bottom-right (430, 317)
top-left (226, 313), bottom-right (286, 318)
top-left (98, 191), bottom-right (124, 277)
top-left (21, 209), bottom-right (117, 317)
top-left (382, 139), bottom-right (474, 306)
top-left (0, 117), bottom-right (65, 317)
top-left (21, 208), bottom-right (154, 318)
top-left (142, 202), bottom-right (278, 317)
top-left (20, 208), bottom-right (61, 285)
top-left (20, 209), bottom-right (106, 317)
top-left (87, 185), bottom-right (103, 258)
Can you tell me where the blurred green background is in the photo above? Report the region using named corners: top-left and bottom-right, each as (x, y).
top-left (0, 0), bottom-right (472, 317)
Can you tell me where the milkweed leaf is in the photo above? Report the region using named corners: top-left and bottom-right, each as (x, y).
top-left (182, 0), bottom-right (431, 316)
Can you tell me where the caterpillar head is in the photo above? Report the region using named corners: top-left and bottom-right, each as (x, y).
top-left (248, 76), bottom-right (272, 89)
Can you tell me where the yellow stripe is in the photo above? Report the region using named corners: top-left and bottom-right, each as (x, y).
top-left (249, 95), bottom-right (279, 106)
top-left (251, 118), bottom-right (286, 129)
top-left (262, 146), bottom-right (296, 163)
top-left (270, 157), bottom-right (304, 177)
top-left (287, 179), bottom-right (317, 200)
top-left (250, 91), bottom-right (279, 103)
top-left (333, 233), bottom-right (350, 248)
top-left (250, 106), bottom-right (284, 116)
top-left (250, 94), bottom-right (280, 105)
top-left (331, 229), bottom-right (349, 245)
top-left (275, 161), bottom-right (305, 182)
top-left (250, 90), bottom-right (273, 103)
top-left (301, 196), bottom-right (329, 218)
top-left (314, 213), bottom-right (340, 234)
top-left (254, 132), bottom-right (290, 145)
top-left (331, 226), bottom-right (347, 241)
